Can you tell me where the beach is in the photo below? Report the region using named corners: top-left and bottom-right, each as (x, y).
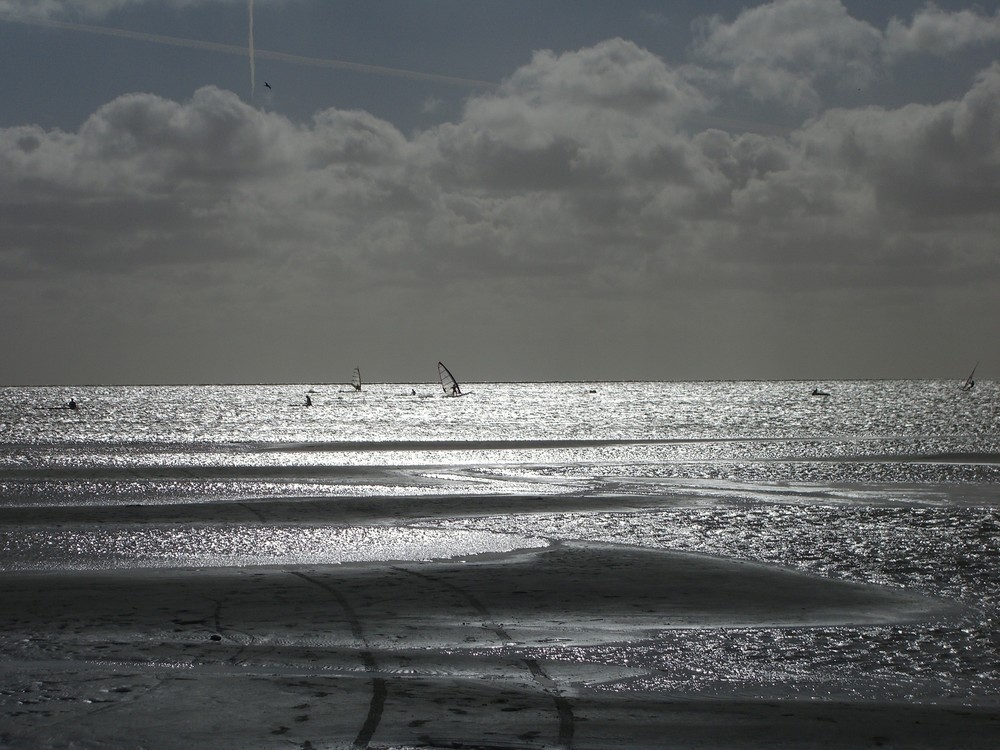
top-left (2, 492), bottom-right (997, 749)
top-left (2, 380), bottom-right (999, 748)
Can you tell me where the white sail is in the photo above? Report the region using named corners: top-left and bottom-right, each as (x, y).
top-left (351, 367), bottom-right (362, 392)
top-left (438, 361), bottom-right (463, 397)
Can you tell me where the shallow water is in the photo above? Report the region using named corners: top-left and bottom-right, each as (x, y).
top-left (439, 492), bottom-right (1000, 705)
top-left (1, 379), bottom-right (998, 705)
top-left (0, 524), bottom-right (547, 570)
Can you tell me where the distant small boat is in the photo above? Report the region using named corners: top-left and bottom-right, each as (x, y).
top-left (961, 362), bottom-right (978, 391)
top-left (811, 388), bottom-right (830, 397)
top-left (351, 367), bottom-right (362, 392)
top-left (438, 361), bottom-right (465, 397)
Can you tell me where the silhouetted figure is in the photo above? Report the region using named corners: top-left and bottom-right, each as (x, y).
top-left (305, 394), bottom-right (313, 407)
top-left (961, 362), bottom-right (978, 391)
top-left (67, 398), bottom-right (77, 410)
top-left (264, 81), bottom-right (271, 89)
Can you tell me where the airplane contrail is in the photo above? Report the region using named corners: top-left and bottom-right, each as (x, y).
top-left (1, 13), bottom-right (496, 90)
top-left (248, 0), bottom-right (255, 97)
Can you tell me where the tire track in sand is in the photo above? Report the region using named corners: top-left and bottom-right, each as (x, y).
top-left (288, 571), bottom-right (385, 749)
top-left (395, 566), bottom-right (575, 749)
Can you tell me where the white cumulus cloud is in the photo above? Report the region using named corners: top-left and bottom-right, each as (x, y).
top-left (692, 0), bottom-right (884, 111)
top-left (887, 3), bottom-right (1000, 58)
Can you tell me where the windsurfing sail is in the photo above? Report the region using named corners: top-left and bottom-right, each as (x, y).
top-left (351, 367), bottom-right (362, 392)
top-left (961, 362), bottom-right (978, 391)
top-left (438, 361), bottom-right (462, 397)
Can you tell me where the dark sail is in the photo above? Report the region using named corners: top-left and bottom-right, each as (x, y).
top-left (438, 361), bottom-right (462, 397)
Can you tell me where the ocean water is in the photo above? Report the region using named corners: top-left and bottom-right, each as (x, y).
top-left (1, 379), bottom-right (999, 705)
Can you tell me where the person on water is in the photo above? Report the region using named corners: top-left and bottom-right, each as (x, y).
top-left (67, 398), bottom-right (77, 410)
top-left (305, 394), bottom-right (313, 407)
top-left (451, 383), bottom-right (461, 397)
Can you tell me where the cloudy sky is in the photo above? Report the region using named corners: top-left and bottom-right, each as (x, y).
top-left (1, 0), bottom-right (998, 385)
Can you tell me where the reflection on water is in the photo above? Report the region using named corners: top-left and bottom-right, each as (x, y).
top-left (0, 525), bottom-right (547, 571)
top-left (2, 380), bottom-right (998, 446)
top-left (2, 380), bottom-right (999, 707)
top-left (0, 474), bottom-right (569, 507)
top-left (439, 489), bottom-right (1000, 705)
top-left (533, 621), bottom-right (1000, 705)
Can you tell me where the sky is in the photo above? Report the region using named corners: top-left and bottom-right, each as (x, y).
top-left (1, 0), bottom-right (999, 385)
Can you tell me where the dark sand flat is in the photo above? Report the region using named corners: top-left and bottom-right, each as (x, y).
top-left (6, 669), bottom-right (1000, 750)
top-left (2, 536), bottom-right (992, 749)
top-left (0, 542), bottom-right (948, 645)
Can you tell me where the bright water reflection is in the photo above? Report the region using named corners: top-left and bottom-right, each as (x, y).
top-left (2, 380), bottom-right (998, 446)
top-left (0, 525), bottom-right (547, 571)
top-left (440, 492), bottom-right (1000, 705)
top-left (2, 380), bottom-right (999, 707)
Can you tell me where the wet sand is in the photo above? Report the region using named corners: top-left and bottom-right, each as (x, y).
top-left (1, 495), bottom-right (997, 748)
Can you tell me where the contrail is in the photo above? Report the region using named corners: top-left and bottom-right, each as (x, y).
top-left (0, 13), bottom-right (496, 90)
top-left (248, 0), bottom-right (255, 97)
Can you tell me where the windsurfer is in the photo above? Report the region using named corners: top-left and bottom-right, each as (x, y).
top-left (961, 362), bottom-right (978, 391)
top-left (437, 361), bottom-right (464, 397)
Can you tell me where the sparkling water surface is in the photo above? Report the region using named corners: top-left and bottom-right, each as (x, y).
top-left (3, 379), bottom-right (997, 445)
top-left (1, 379), bottom-right (998, 705)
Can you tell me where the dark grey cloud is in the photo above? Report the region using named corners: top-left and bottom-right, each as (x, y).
top-left (3, 36), bottom-right (998, 291)
top-left (795, 63), bottom-right (1000, 221)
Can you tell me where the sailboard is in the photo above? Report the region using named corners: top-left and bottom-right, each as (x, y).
top-left (438, 361), bottom-right (465, 397)
top-left (961, 362), bottom-right (978, 391)
top-left (351, 367), bottom-right (362, 392)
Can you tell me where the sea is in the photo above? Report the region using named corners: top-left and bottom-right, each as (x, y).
top-left (1, 379), bottom-right (999, 707)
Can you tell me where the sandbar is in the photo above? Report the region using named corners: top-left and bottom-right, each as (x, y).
top-left (2, 526), bottom-right (988, 749)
